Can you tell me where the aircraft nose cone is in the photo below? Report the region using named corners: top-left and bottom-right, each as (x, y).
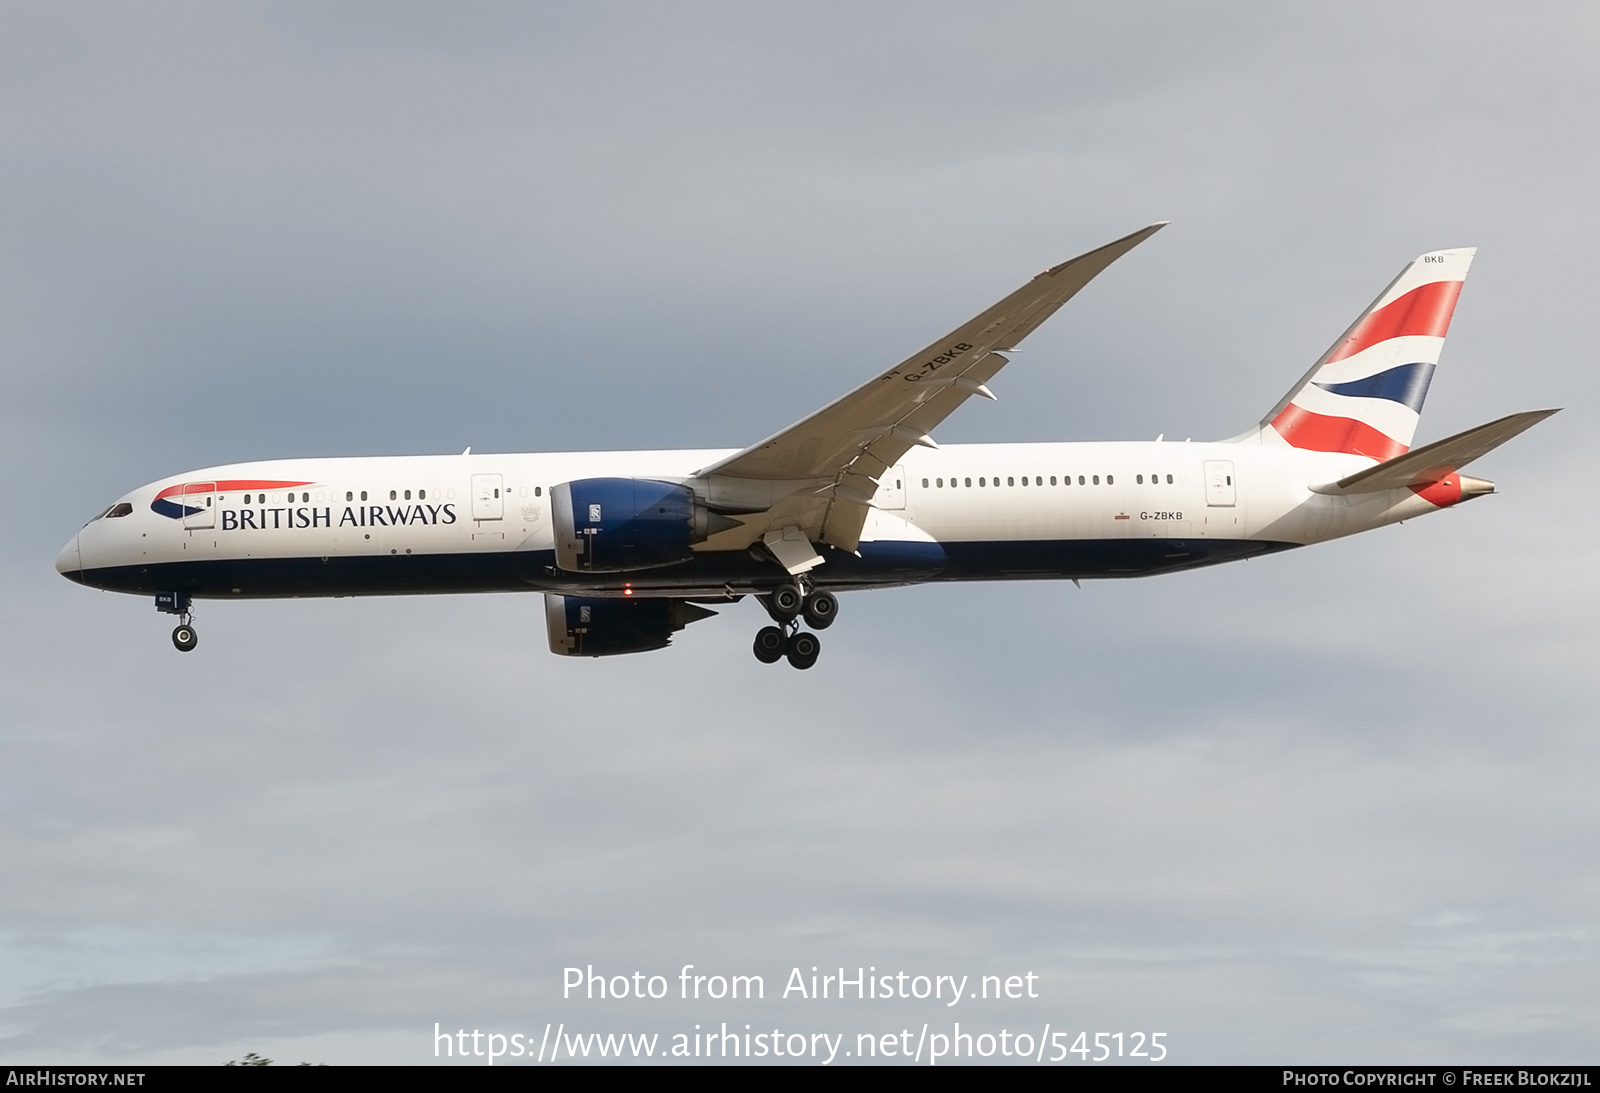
top-left (55, 534), bottom-right (83, 583)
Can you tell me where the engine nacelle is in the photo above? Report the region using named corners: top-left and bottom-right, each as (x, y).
top-left (544, 594), bottom-right (716, 657)
top-left (551, 478), bottom-right (735, 573)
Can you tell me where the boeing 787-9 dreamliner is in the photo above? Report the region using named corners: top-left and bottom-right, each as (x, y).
top-left (56, 224), bottom-right (1556, 668)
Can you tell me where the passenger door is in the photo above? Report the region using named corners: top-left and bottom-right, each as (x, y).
top-left (470, 473), bottom-right (506, 543)
top-left (471, 474), bottom-right (504, 521)
top-left (182, 482), bottom-right (215, 530)
top-left (874, 465), bottom-right (907, 510)
top-left (1203, 461), bottom-right (1236, 507)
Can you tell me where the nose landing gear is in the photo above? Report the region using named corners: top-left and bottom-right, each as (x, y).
top-left (156, 590), bottom-right (198, 653)
top-left (753, 584), bottom-right (835, 669)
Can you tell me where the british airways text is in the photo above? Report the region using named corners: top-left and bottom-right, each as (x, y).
top-left (220, 504), bottom-right (458, 531)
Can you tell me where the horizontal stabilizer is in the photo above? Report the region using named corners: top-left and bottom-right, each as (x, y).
top-left (1315, 408), bottom-right (1559, 494)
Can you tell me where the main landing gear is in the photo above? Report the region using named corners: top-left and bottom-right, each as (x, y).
top-left (156, 591), bottom-right (198, 653)
top-left (752, 582), bottom-right (836, 670)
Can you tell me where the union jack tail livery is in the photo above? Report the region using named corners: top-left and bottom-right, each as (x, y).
top-left (1256, 248), bottom-right (1475, 462)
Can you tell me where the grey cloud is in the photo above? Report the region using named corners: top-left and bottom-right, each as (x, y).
top-left (1, 0), bottom-right (1595, 1065)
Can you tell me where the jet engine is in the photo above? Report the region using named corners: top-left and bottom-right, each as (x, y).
top-left (544, 594), bottom-right (717, 657)
top-left (551, 478), bottom-right (738, 573)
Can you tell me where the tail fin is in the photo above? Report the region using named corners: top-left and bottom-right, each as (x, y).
top-left (1255, 248), bottom-right (1475, 461)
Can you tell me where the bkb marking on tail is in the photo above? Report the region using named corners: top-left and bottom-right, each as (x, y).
top-left (1262, 248), bottom-right (1475, 462)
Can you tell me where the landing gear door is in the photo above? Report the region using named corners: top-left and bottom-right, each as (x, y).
top-left (471, 474), bottom-right (504, 521)
top-left (874, 465), bottom-right (907, 510)
top-left (182, 482), bottom-right (215, 529)
top-left (1203, 461), bottom-right (1236, 507)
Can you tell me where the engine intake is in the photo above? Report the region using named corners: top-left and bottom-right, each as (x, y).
top-left (551, 478), bottom-right (737, 573)
top-left (545, 595), bottom-right (716, 657)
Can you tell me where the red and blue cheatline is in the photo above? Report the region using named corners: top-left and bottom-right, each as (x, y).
top-left (150, 480), bottom-right (313, 520)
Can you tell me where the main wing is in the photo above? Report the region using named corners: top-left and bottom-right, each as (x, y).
top-left (691, 222), bottom-right (1167, 559)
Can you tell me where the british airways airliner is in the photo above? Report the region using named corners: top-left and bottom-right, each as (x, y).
top-left (55, 224), bottom-right (1555, 668)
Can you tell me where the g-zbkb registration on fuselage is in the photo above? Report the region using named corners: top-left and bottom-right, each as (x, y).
top-left (55, 224), bottom-right (1555, 668)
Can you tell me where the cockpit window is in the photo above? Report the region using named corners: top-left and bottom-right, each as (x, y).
top-left (99, 502), bottom-right (133, 520)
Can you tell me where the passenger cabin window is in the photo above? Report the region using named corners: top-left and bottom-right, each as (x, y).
top-left (346, 491), bottom-right (353, 501)
top-left (922, 478), bottom-right (929, 488)
top-left (361, 491), bottom-right (368, 501)
top-left (419, 489), bottom-right (426, 500)
top-left (1107, 475), bottom-right (1114, 485)
top-left (390, 490), bottom-right (397, 501)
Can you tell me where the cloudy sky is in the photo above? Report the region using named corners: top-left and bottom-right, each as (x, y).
top-left (3, 1), bottom-right (1596, 1065)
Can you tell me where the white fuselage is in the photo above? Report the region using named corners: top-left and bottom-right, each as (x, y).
top-left (57, 439), bottom-right (1449, 602)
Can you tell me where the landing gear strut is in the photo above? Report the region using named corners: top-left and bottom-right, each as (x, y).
top-left (753, 583), bottom-right (835, 669)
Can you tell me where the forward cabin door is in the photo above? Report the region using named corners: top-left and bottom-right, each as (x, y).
top-left (182, 482), bottom-right (216, 530)
top-left (1203, 461), bottom-right (1236, 507)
